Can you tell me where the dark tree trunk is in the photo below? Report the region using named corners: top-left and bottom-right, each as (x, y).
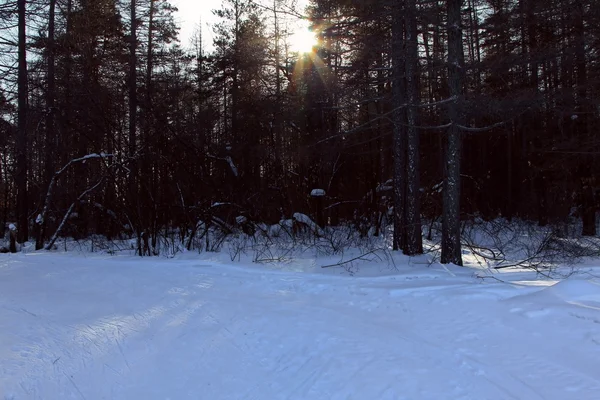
top-left (143, 0), bottom-right (156, 250)
top-left (129, 0), bottom-right (138, 161)
top-left (16, 0), bottom-right (28, 243)
top-left (573, 1), bottom-right (595, 236)
top-left (581, 178), bottom-right (596, 236)
top-left (231, 0), bottom-right (241, 147)
top-left (272, 0), bottom-right (283, 178)
top-left (391, 0), bottom-right (407, 251)
top-left (36, 0), bottom-right (57, 250)
top-left (129, 0), bottom-right (140, 254)
top-left (63, 0), bottom-right (73, 170)
top-left (9, 226), bottom-right (17, 253)
top-left (404, 0), bottom-right (423, 255)
top-left (441, 0), bottom-right (464, 266)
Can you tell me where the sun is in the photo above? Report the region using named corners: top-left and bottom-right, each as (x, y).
top-left (289, 23), bottom-right (317, 53)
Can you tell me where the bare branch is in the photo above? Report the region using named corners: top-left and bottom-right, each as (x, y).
top-left (45, 178), bottom-right (105, 250)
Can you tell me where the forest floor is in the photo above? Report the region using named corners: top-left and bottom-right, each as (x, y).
top-left (1, 250), bottom-right (600, 399)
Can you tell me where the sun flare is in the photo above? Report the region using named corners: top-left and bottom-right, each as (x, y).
top-left (290, 24), bottom-right (317, 53)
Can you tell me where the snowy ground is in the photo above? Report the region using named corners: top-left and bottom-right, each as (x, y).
top-left (1, 251), bottom-right (599, 400)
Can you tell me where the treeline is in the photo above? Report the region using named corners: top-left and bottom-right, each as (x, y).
top-left (0, 0), bottom-right (598, 264)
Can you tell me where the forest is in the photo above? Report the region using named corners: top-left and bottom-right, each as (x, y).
top-left (0, 0), bottom-right (598, 266)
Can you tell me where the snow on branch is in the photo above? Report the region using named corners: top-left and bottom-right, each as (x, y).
top-left (293, 212), bottom-right (324, 236)
top-left (45, 177), bottom-right (105, 250)
top-left (37, 153), bottom-right (114, 227)
top-left (55, 153), bottom-right (114, 176)
top-left (211, 202), bottom-right (243, 208)
top-left (457, 120), bottom-right (508, 133)
top-left (207, 154), bottom-right (239, 177)
top-left (225, 156), bottom-right (238, 177)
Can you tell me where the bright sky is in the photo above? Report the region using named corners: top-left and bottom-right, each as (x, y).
top-left (170, 0), bottom-right (309, 50)
top-left (170, 0), bottom-right (221, 48)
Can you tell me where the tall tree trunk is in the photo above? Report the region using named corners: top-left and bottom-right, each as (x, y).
top-left (441, 0), bottom-right (464, 266)
top-left (36, 0), bottom-right (57, 250)
top-left (272, 0), bottom-right (282, 179)
top-left (63, 0), bottom-right (73, 169)
top-left (145, 0), bottom-right (156, 250)
top-left (1, 155), bottom-right (6, 231)
top-left (573, 2), bottom-right (595, 236)
top-left (16, 0), bottom-right (28, 243)
top-left (129, 0), bottom-right (140, 254)
top-left (404, 0), bottom-right (423, 255)
top-left (231, 0), bottom-right (241, 146)
top-left (391, 1), bottom-right (407, 251)
top-left (129, 0), bottom-right (137, 161)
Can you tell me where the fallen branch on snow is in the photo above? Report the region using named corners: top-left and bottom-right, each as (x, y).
top-left (321, 249), bottom-right (380, 268)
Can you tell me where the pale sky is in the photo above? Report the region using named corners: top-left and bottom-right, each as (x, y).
top-left (169, 0), bottom-right (220, 48)
top-left (170, 0), bottom-right (309, 50)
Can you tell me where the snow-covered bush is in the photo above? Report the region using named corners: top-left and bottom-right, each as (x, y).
top-left (458, 217), bottom-right (600, 273)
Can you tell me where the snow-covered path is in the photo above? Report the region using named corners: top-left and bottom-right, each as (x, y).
top-left (1, 254), bottom-right (599, 399)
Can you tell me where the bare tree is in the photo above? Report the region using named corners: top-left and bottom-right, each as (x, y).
top-left (391, 0), bottom-right (407, 251)
top-left (36, 0), bottom-right (57, 250)
top-left (129, 0), bottom-right (141, 254)
top-left (441, 0), bottom-right (464, 266)
top-left (404, 0), bottom-right (423, 255)
top-left (16, 0), bottom-right (28, 243)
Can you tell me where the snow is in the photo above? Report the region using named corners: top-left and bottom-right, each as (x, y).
top-left (310, 188), bottom-right (326, 197)
top-left (376, 184), bottom-right (393, 192)
top-left (225, 155), bottom-right (238, 177)
top-left (293, 212), bottom-right (324, 235)
top-left (80, 153), bottom-right (112, 164)
top-left (376, 179), bottom-right (393, 193)
top-left (1, 252), bottom-right (599, 399)
top-left (269, 221), bottom-right (293, 237)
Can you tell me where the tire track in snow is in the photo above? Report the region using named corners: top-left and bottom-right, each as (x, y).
top-left (396, 291), bottom-right (600, 400)
top-left (1, 272), bottom-right (218, 399)
top-left (2, 256), bottom-right (600, 400)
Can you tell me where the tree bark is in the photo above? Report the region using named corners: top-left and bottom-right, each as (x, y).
top-left (573, 1), bottom-right (595, 236)
top-left (391, 0), bottom-right (407, 251)
top-left (36, 0), bottom-right (57, 250)
top-left (129, 0), bottom-right (140, 254)
top-left (144, 0), bottom-right (156, 250)
top-left (581, 178), bottom-right (596, 236)
top-left (16, 0), bottom-right (28, 243)
top-left (129, 0), bottom-right (138, 161)
top-left (404, 0), bottom-right (423, 255)
top-left (9, 226), bottom-right (17, 253)
top-left (441, 0), bottom-right (464, 266)
top-left (272, 0), bottom-right (282, 178)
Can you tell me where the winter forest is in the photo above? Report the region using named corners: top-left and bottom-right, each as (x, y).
top-left (0, 0), bottom-right (598, 266)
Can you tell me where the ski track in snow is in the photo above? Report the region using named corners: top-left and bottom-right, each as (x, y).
top-left (0, 254), bottom-right (599, 399)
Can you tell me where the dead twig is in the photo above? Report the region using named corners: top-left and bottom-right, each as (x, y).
top-left (321, 249), bottom-right (380, 268)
